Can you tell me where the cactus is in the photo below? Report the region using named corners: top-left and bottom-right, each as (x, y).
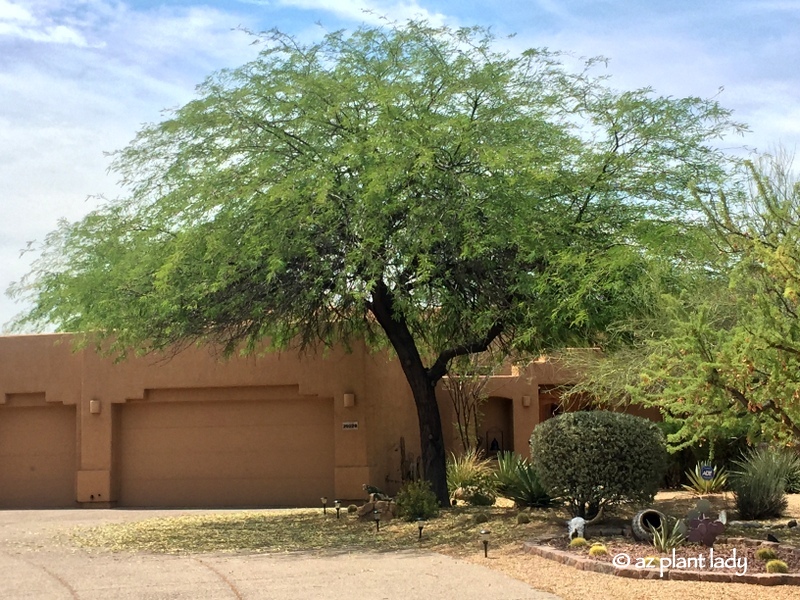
top-left (766, 559), bottom-right (789, 573)
top-left (588, 544), bottom-right (608, 557)
top-left (569, 537), bottom-right (588, 548)
top-left (756, 547), bottom-right (778, 561)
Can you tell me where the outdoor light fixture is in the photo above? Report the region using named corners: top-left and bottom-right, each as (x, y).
top-left (334, 500), bottom-right (341, 519)
top-left (321, 496), bottom-right (328, 515)
top-left (373, 509), bottom-right (381, 532)
top-left (480, 529), bottom-right (491, 558)
top-left (417, 518), bottom-right (425, 540)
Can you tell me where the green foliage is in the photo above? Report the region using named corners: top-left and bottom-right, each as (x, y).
top-left (786, 469), bottom-right (800, 494)
top-left (682, 463), bottom-right (728, 495)
top-left (568, 537), bottom-right (588, 548)
top-left (562, 154), bottom-right (800, 450)
top-left (446, 450), bottom-right (497, 506)
top-left (347, 504), bottom-right (358, 514)
top-left (649, 516), bottom-right (687, 553)
top-left (516, 511), bottom-right (531, 525)
top-left (9, 21), bottom-right (743, 505)
top-left (756, 547), bottom-right (779, 561)
top-left (494, 451), bottom-right (552, 508)
top-left (729, 447), bottom-right (797, 520)
top-left (395, 480), bottom-right (440, 522)
top-left (530, 411), bottom-right (668, 517)
top-left (766, 559), bottom-right (789, 574)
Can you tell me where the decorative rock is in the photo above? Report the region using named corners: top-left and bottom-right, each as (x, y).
top-left (788, 520), bottom-right (798, 528)
top-left (357, 502), bottom-right (375, 519)
top-left (728, 520), bottom-right (761, 528)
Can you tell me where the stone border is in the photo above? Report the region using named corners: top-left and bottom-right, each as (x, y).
top-left (522, 537), bottom-right (800, 586)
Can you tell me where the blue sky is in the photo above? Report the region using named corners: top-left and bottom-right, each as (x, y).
top-left (1, 0), bottom-right (800, 329)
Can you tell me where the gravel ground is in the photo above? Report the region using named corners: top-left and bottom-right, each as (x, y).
top-left (443, 493), bottom-right (800, 600)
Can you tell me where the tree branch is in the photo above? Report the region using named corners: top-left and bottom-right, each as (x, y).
top-left (427, 321), bottom-right (504, 385)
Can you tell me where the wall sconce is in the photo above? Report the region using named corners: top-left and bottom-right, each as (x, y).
top-left (89, 399), bottom-right (101, 414)
top-left (343, 393), bottom-right (355, 408)
top-left (521, 396), bottom-right (531, 408)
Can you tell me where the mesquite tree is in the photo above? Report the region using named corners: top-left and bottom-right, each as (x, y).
top-left (9, 22), bottom-right (741, 504)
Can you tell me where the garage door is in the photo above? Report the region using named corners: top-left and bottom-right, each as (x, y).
top-left (118, 398), bottom-right (334, 507)
top-left (0, 404), bottom-right (77, 508)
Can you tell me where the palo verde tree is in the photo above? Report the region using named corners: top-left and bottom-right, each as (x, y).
top-left (9, 22), bottom-right (742, 504)
top-left (564, 153), bottom-right (800, 452)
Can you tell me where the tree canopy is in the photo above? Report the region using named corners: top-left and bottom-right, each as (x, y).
top-left (10, 22), bottom-right (743, 502)
top-left (564, 153), bottom-right (800, 454)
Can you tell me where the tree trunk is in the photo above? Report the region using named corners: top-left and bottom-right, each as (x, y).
top-left (370, 280), bottom-right (450, 506)
top-left (405, 367), bottom-right (449, 506)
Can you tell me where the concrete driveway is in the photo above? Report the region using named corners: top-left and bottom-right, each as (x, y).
top-left (0, 510), bottom-right (562, 600)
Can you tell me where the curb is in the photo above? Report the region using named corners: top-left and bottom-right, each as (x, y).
top-left (522, 537), bottom-right (800, 586)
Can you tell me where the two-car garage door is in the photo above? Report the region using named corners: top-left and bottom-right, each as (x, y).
top-left (117, 398), bottom-right (334, 507)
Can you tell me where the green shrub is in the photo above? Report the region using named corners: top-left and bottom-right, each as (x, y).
top-left (446, 450), bottom-right (497, 506)
top-left (494, 451), bottom-right (552, 508)
top-left (756, 547), bottom-right (778, 561)
top-left (784, 453), bottom-right (800, 493)
top-left (766, 559), bottom-right (789, 573)
top-left (568, 537), bottom-right (587, 548)
top-left (395, 480), bottom-right (440, 521)
top-left (682, 463), bottom-right (728, 495)
top-left (729, 447), bottom-right (797, 520)
top-left (347, 504), bottom-right (358, 514)
top-left (530, 411), bottom-right (667, 517)
top-left (474, 512), bottom-right (489, 524)
top-left (516, 511), bottom-right (531, 525)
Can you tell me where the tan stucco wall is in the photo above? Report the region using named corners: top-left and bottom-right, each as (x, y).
top-left (0, 334), bottom-right (565, 508)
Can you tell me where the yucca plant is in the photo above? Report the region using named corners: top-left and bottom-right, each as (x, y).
top-left (682, 463), bottom-right (728, 495)
top-left (494, 451), bottom-right (552, 508)
top-left (649, 516), bottom-right (686, 553)
top-left (446, 449), bottom-right (497, 506)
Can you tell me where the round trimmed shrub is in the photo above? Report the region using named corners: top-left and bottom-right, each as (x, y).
top-left (530, 411), bottom-right (667, 518)
top-left (569, 537), bottom-right (587, 548)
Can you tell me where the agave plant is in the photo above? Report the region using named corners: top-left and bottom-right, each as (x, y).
top-left (682, 463), bottom-right (728, 495)
top-left (494, 451), bottom-right (552, 508)
top-left (649, 516), bottom-right (687, 553)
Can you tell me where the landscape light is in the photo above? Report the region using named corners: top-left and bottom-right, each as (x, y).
top-left (480, 529), bottom-right (491, 558)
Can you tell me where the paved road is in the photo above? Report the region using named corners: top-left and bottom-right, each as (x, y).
top-left (0, 510), bottom-right (562, 600)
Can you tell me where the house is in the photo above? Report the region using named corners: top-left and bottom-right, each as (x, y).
top-left (0, 333), bottom-right (574, 509)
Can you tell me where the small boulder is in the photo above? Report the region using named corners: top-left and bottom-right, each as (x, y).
top-left (357, 502), bottom-right (375, 519)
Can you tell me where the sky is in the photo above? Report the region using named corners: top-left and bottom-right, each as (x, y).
top-left (1, 0), bottom-right (799, 330)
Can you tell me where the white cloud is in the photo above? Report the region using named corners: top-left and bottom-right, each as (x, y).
top-left (245, 0), bottom-right (449, 25)
top-left (0, 0), bottom-right (97, 47)
top-left (0, 0), bottom-right (33, 22)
